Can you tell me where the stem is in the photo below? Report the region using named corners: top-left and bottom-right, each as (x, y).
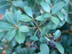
top-left (33, 18), bottom-right (40, 38)
top-left (39, 17), bottom-right (50, 27)
top-left (34, 29), bottom-right (38, 36)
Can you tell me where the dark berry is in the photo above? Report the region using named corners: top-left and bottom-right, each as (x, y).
top-left (30, 45), bottom-right (34, 48)
top-left (46, 41), bottom-right (50, 45)
top-left (34, 45), bottom-right (37, 48)
top-left (31, 40), bottom-right (34, 43)
top-left (49, 40), bottom-right (54, 43)
top-left (50, 36), bottom-right (54, 40)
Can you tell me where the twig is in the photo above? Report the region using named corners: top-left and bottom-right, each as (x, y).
top-left (33, 18), bottom-right (40, 38)
top-left (39, 17), bottom-right (50, 27)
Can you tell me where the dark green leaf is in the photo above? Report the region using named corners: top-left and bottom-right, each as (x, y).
top-left (52, 2), bottom-right (65, 14)
top-left (56, 12), bottom-right (64, 21)
top-left (5, 12), bottom-right (16, 25)
top-left (55, 42), bottom-right (64, 54)
top-left (24, 6), bottom-right (33, 18)
top-left (14, 10), bottom-right (22, 24)
top-left (15, 31), bottom-right (25, 44)
top-left (0, 21), bottom-right (14, 30)
top-left (35, 15), bottom-right (45, 21)
top-left (40, 37), bottom-right (47, 42)
top-left (40, 43), bottom-right (49, 54)
top-left (19, 26), bottom-right (29, 32)
top-left (28, 46), bottom-right (36, 54)
top-left (44, 13), bottom-right (51, 19)
top-left (7, 29), bottom-right (16, 41)
top-left (70, 26), bottom-right (72, 31)
top-left (12, 1), bottom-right (24, 8)
top-left (40, 2), bottom-right (50, 13)
top-left (40, 26), bottom-right (49, 37)
top-left (45, 0), bottom-right (51, 6)
top-left (0, 2), bottom-right (10, 14)
top-left (51, 16), bottom-right (60, 25)
top-left (53, 30), bottom-right (61, 39)
top-left (30, 36), bottom-right (39, 41)
top-left (20, 14), bottom-right (32, 22)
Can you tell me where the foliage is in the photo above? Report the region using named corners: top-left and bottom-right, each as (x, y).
top-left (0, 0), bottom-right (72, 54)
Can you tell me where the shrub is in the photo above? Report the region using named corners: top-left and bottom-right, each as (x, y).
top-left (0, 0), bottom-right (72, 54)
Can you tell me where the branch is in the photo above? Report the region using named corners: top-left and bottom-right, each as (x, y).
top-left (32, 18), bottom-right (40, 38)
top-left (39, 17), bottom-right (50, 27)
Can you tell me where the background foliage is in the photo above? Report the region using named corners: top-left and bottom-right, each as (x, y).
top-left (0, 0), bottom-right (72, 54)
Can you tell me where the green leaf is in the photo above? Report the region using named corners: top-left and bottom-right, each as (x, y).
top-left (0, 21), bottom-right (14, 30)
top-left (52, 0), bottom-right (61, 4)
top-left (14, 10), bottom-right (22, 24)
top-left (38, 52), bottom-right (44, 54)
top-left (55, 42), bottom-right (64, 54)
top-left (0, 0), bottom-right (10, 1)
top-left (24, 6), bottom-right (33, 18)
top-left (51, 50), bottom-right (58, 54)
top-left (20, 14), bottom-right (32, 22)
top-left (5, 12), bottom-right (16, 25)
top-left (53, 30), bottom-right (61, 39)
top-left (45, 0), bottom-right (51, 6)
top-left (28, 47), bottom-right (36, 54)
top-left (12, 1), bottom-right (24, 8)
top-left (56, 12), bottom-right (64, 21)
top-left (40, 26), bottom-right (49, 37)
top-left (0, 32), bottom-right (5, 40)
top-left (19, 26), bottom-right (29, 32)
top-left (15, 31), bottom-right (25, 44)
top-left (7, 29), bottom-right (16, 41)
top-left (51, 16), bottom-right (60, 25)
top-left (10, 6), bottom-right (18, 13)
top-left (35, 15), bottom-right (45, 21)
top-left (40, 2), bottom-right (50, 13)
top-left (35, 0), bottom-right (42, 4)
top-left (52, 2), bottom-right (65, 14)
top-left (44, 13), bottom-right (51, 19)
top-left (40, 43), bottom-right (49, 54)
top-left (40, 37), bottom-right (47, 42)
top-left (65, 14), bottom-right (72, 24)
top-left (0, 2), bottom-right (10, 14)
top-left (23, 48), bottom-right (28, 54)
top-left (30, 36), bottom-right (39, 41)
top-left (70, 26), bottom-right (72, 31)
top-left (64, 0), bottom-right (70, 2)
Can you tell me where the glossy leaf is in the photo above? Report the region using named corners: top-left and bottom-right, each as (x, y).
top-left (53, 30), bottom-right (61, 38)
top-left (35, 15), bottom-right (45, 21)
top-left (45, 0), bottom-right (51, 6)
top-left (44, 13), bottom-right (51, 19)
top-left (41, 2), bottom-right (50, 13)
top-left (24, 6), bottom-right (33, 18)
top-left (51, 16), bottom-right (60, 25)
top-left (14, 10), bottom-right (22, 24)
top-left (15, 31), bottom-right (25, 44)
top-left (40, 43), bottom-right (49, 54)
top-left (40, 37), bottom-right (47, 42)
top-left (70, 26), bottom-right (72, 31)
top-left (55, 42), bottom-right (64, 54)
top-left (56, 12), bottom-right (64, 21)
top-left (12, 1), bottom-right (24, 8)
top-left (0, 21), bottom-right (14, 30)
top-left (19, 26), bottom-right (29, 32)
top-left (30, 36), bottom-right (39, 41)
top-left (40, 26), bottom-right (49, 37)
top-left (0, 2), bottom-right (10, 14)
top-left (7, 29), bottom-right (16, 41)
top-left (20, 14), bottom-right (32, 22)
top-left (52, 2), bottom-right (65, 14)
top-left (5, 12), bottom-right (16, 25)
